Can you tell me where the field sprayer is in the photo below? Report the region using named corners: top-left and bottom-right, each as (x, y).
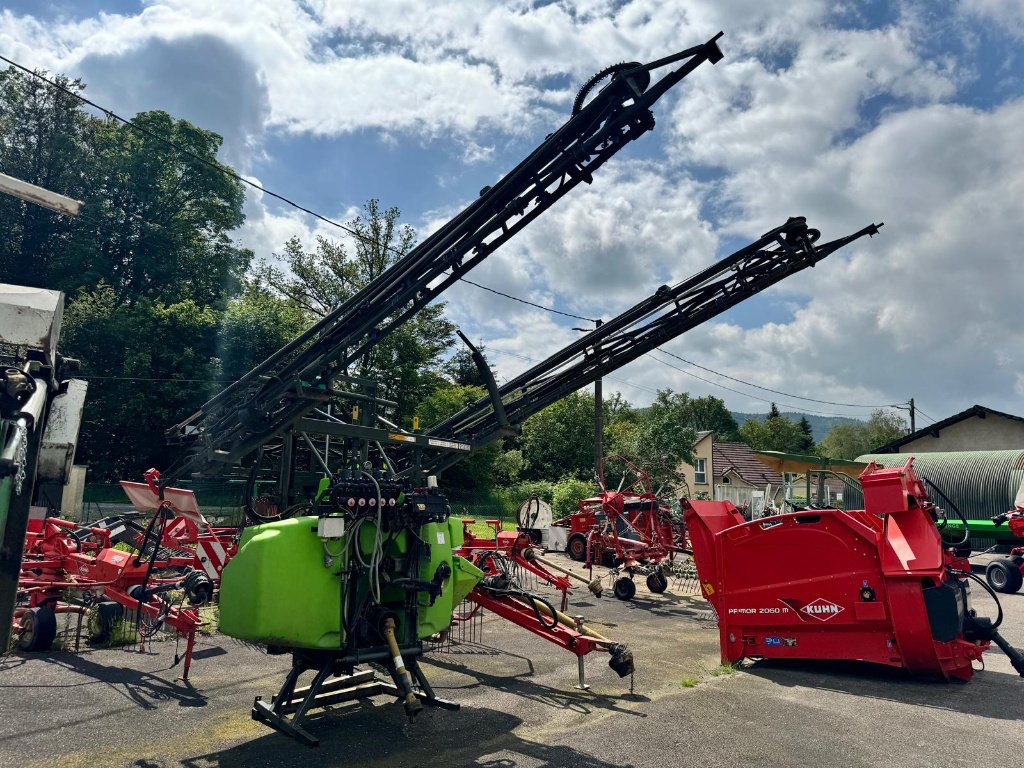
top-left (684, 458), bottom-right (1024, 681)
top-left (32, 31), bottom-right (882, 745)
top-left (554, 455), bottom-right (681, 600)
top-left (133, 35), bottom-right (730, 745)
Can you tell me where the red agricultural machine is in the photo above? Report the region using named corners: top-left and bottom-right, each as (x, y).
top-left (3, 31), bottom-right (897, 745)
top-left (557, 456), bottom-right (682, 600)
top-left (987, 507), bottom-right (1024, 592)
top-left (684, 458), bottom-right (1024, 681)
top-left (455, 520), bottom-right (630, 688)
top-left (13, 475), bottom-right (240, 677)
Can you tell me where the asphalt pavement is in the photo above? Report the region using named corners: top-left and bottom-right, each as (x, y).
top-left (1, 553), bottom-right (1022, 768)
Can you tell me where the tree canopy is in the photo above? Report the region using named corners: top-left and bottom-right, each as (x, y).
top-left (253, 200), bottom-right (456, 424)
top-left (0, 67), bottom-right (252, 481)
top-left (738, 404), bottom-right (812, 453)
top-left (817, 409), bottom-right (907, 460)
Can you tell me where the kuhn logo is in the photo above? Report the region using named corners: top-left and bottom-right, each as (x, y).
top-left (800, 598), bottom-right (844, 621)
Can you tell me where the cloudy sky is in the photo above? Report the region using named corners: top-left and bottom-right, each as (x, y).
top-left (2, 1), bottom-right (1022, 428)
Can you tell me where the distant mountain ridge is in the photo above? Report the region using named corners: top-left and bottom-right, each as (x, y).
top-left (730, 411), bottom-right (864, 443)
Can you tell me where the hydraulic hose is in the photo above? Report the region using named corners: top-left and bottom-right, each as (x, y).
top-left (382, 617), bottom-right (423, 719)
top-left (923, 477), bottom-right (971, 548)
top-left (953, 568), bottom-right (1024, 676)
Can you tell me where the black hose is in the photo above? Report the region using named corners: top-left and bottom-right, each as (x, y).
top-left (524, 594), bottom-right (560, 630)
top-left (476, 551), bottom-right (559, 629)
top-left (965, 571), bottom-right (1003, 630)
top-left (922, 477), bottom-right (970, 548)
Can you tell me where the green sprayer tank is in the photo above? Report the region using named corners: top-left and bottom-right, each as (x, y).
top-left (219, 513), bottom-right (482, 649)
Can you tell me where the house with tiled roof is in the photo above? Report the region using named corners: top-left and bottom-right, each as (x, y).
top-left (679, 432), bottom-right (785, 513)
top-left (874, 404), bottom-right (1024, 453)
top-left (712, 441), bottom-right (785, 502)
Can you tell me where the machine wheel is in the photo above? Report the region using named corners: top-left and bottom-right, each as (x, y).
top-left (613, 577), bottom-right (636, 601)
top-left (17, 607), bottom-right (57, 651)
top-left (986, 559), bottom-right (1024, 593)
top-left (567, 534), bottom-right (588, 562)
top-left (646, 571), bottom-right (668, 594)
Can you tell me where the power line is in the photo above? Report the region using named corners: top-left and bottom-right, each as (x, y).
top-left (498, 349), bottom-right (661, 396)
top-left (0, 54), bottom-right (597, 326)
top-left (656, 348), bottom-right (897, 409)
top-left (913, 405), bottom-right (938, 426)
top-left (453, 276), bottom-right (597, 322)
top-left (646, 352), bottom-right (864, 418)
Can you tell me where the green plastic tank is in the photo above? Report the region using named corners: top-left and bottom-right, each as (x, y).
top-left (219, 512), bottom-right (483, 649)
top-left (219, 517), bottom-right (345, 649)
top-left (415, 518), bottom-right (483, 636)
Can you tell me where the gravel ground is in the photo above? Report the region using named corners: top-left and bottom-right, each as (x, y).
top-left (1, 552), bottom-right (1022, 768)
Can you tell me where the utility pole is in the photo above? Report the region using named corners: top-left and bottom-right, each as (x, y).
top-left (594, 319), bottom-right (603, 479)
top-left (573, 319), bottom-right (604, 481)
top-left (909, 397), bottom-right (915, 433)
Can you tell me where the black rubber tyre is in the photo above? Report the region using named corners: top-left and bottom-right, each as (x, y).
top-left (17, 606), bottom-right (57, 651)
top-left (986, 558), bottom-right (1024, 593)
top-left (646, 571), bottom-right (669, 594)
top-left (613, 577), bottom-right (636, 601)
top-left (567, 534), bottom-right (588, 562)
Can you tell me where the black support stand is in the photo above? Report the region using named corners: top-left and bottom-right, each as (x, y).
top-left (252, 653), bottom-right (458, 746)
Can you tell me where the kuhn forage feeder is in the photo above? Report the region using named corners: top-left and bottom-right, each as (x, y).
top-left (684, 458), bottom-right (1024, 680)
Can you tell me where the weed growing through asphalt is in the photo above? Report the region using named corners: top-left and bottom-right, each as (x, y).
top-left (681, 662), bottom-right (739, 687)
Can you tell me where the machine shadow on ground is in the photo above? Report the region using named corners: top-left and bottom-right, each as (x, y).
top-left (177, 705), bottom-right (635, 768)
top-left (425, 655), bottom-right (648, 715)
top-left (744, 659), bottom-right (1024, 721)
top-left (0, 649), bottom-right (208, 709)
top-left (620, 591), bottom-right (714, 621)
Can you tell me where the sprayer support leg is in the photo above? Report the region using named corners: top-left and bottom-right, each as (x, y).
top-left (576, 654), bottom-right (590, 690)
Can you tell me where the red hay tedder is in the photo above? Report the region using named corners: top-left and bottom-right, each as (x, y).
top-left (555, 456), bottom-right (683, 600)
top-left (14, 473), bottom-right (239, 678)
top-left (684, 458), bottom-right (1024, 681)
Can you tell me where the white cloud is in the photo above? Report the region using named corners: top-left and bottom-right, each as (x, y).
top-left (960, 0), bottom-right (1024, 37)
top-left (3, 1), bottom-right (1021, 422)
top-left (659, 99), bottom-right (1024, 416)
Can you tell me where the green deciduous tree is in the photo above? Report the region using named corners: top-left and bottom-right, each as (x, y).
top-left (0, 67), bottom-right (253, 481)
top-left (519, 390), bottom-right (598, 482)
top-left (630, 390), bottom-right (697, 493)
top-left (218, 281), bottom-right (309, 381)
top-left (0, 69), bottom-right (93, 290)
top-left (686, 395), bottom-right (742, 441)
top-left (416, 383), bottom-right (499, 496)
top-left (739, 406), bottom-right (807, 453)
top-left (817, 410), bottom-right (907, 460)
top-left (0, 67), bottom-right (251, 304)
top-left (63, 283), bottom-right (221, 480)
top-left (257, 200), bottom-right (456, 423)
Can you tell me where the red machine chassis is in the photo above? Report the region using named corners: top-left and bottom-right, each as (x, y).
top-left (684, 458), bottom-right (1023, 681)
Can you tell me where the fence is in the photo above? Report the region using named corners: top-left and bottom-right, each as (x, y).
top-left (713, 485), bottom-right (771, 516)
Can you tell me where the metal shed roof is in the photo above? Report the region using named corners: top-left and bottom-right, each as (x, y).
top-left (852, 450), bottom-right (1024, 519)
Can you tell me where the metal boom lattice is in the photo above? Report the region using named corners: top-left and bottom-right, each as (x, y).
top-left (162, 34), bottom-right (726, 486)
